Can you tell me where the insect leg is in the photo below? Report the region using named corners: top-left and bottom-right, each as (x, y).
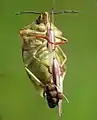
top-left (54, 36), bottom-right (68, 45)
top-left (25, 67), bottom-right (45, 97)
top-left (20, 30), bottom-right (65, 46)
top-left (25, 67), bottom-right (44, 87)
top-left (57, 46), bottom-right (67, 69)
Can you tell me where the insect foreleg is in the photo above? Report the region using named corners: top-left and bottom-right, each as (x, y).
top-left (20, 31), bottom-right (68, 46)
top-left (20, 29), bottom-right (46, 37)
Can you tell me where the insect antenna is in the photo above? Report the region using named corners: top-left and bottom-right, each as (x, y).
top-left (53, 9), bottom-right (80, 14)
top-left (16, 11), bottom-right (41, 15)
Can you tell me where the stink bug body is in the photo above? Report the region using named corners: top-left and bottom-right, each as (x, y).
top-left (16, 9), bottom-right (79, 119)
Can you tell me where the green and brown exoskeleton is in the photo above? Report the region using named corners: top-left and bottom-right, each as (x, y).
top-left (18, 11), bottom-right (68, 108)
top-left (17, 9), bottom-right (79, 111)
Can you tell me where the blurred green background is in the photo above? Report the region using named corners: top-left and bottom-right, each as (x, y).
top-left (0, 0), bottom-right (97, 120)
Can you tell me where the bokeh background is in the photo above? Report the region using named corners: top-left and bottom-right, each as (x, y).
top-left (0, 0), bottom-right (97, 120)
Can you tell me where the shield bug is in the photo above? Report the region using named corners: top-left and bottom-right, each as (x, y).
top-left (16, 9), bottom-right (79, 119)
